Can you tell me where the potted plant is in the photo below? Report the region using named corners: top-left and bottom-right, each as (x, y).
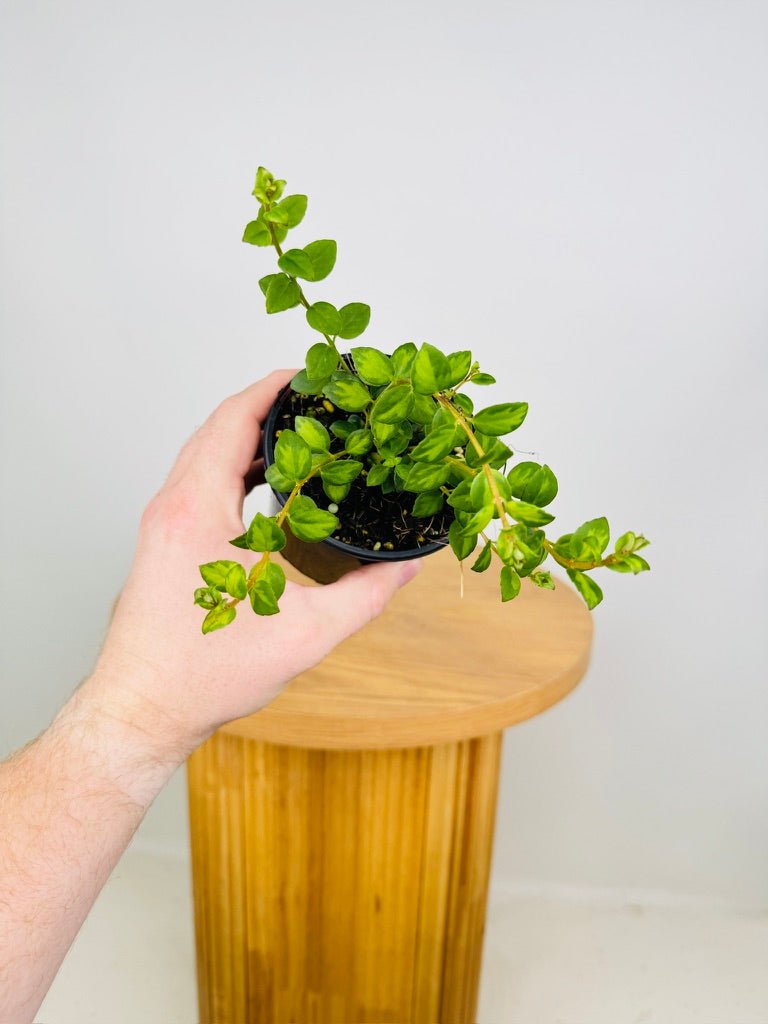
top-left (194, 167), bottom-right (650, 632)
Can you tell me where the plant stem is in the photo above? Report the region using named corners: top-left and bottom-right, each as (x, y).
top-left (438, 394), bottom-right (612, 575)
top-left (543, 540), bottom-right (613, 572)
top-left (265, 216), bottom-right (341, 358)
top-left (435, 394), bottom-right (511, 528)
top-left (444, 455), bottom-right (474, 478)
top-left (245, 449), bottom-right (347, 591)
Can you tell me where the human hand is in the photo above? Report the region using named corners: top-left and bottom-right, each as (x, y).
top-left (82, 370), bottom-right (421, 767)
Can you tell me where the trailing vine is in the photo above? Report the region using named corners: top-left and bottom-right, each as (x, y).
top-left (195, 167), bottom-right (649, 632)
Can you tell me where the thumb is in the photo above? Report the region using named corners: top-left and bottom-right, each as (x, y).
top-left (307, 558), bottom-right (423, 649)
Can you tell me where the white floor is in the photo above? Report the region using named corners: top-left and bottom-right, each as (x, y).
top-left (38, 847), bottom-right (768, 1024)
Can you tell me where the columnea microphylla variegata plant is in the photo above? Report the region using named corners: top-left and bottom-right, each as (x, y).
top-left (195, 167), bottom-right (650, 633)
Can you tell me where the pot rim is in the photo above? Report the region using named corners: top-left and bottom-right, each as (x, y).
top-left (262, 381), bottom-right (450, 563)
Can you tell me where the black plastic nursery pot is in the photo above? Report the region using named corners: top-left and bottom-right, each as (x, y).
top-left (262, 379), bottom-right (452, 585)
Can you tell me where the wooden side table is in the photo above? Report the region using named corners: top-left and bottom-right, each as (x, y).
top-left (187, 548), bottom-right (592, 1023)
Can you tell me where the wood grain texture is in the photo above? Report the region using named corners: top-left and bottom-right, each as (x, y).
top-left (188, 546), bottom-right (594, 1021)
top-left (188, 731), bottom-right (502, 1024)
top-left (223, 547), bottom-right (593, 750)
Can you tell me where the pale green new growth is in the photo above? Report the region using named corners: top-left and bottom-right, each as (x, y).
top-left (196, 166), bottom-right (650, 632)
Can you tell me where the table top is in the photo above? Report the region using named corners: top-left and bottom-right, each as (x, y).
top-left (222, 547), bottom-right (593, 750)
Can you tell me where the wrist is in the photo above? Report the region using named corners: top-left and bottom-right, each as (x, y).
top-left (52, 671), bottom-right (198, 808)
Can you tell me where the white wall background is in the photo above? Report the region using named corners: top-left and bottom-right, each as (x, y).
top-left (2, 0), bottom-right (766, 908)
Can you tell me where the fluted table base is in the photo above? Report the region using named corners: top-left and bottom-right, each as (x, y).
top-left (187, 729), bottom-right (501, 1024)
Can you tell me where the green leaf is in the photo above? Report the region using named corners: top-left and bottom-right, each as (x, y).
top-left (447, 466), bottom-right (475, 492)
top-left (530, 570), bottom-right (556, 590)
top-left (277, 248), bottom-right (314, 278)
top-left (412, 490), bottom-right (444, 516)
top-left (408, 392), bottom-right (437, 425)
top-left (228, 533), bottom-right (249, 550)
top-left (242, 218), bottom-right (272, 246)
top-left (263, 561), bottom-right (286, 600)
top-left (263, 194), bottom-right (307, 228)
top-left (202, 603), bottom-right (237, 634)
top-left (294, 415), bottom-right (331, 452)
top-left (265, 273), bottom-right (301, 314)
top-left (252, 166), bottom-right (283, 203)
top-left (274, 429), bottom-right (312, 483)
top-left (497, 525), bottom-right (546, 576)
top-left (330, 418), bottom-right (355, 439)
top-left (322, 373), bottom-right (372, 412)
top-left (446, 350), bottom-right (472, 387)
top-left (366, 463), bottom-right (391, 487)
top-left (449, 519), bottom-right (477, 560)
top-left (302, 239), bottom-right (337, 281)
top-left (321, 459), bottom-right (363, 485)
top-left (391, 342), bottom-right (417, 377)
top-left (394, 460), bottom-right (411, 486)
top-left (567, 568), bottom-right (604, 610)
top-left (290, 369), bottom-right (326, 395)
top-left (193, 586), bottom-right (222, 609)
top-left (224, 563), bottom-right (247, 600)
top-left (431, 407), bottom-right (464, 442)
top-left (265, 462), bottom-right (295, 493)
top-left (490, 468), bottom-right (512, 501)
top-left (496, 530), bottom-right (515, 565)
top-left (465, 431), bottom-right (512, 470)
top-left (199, 560), bottom-right (241, 590)
top-left (500, 565), bottom-right (521, 602)
top-left (338, 303), bottom-right (371, 340)
top-left (471, 542), bottom-right (492, 573)
top-left (473, 402), bottom-right (528, 436)
top-left (452, 392), bottom-right (474, 416)
top-left (246, 512), bottom-right (287, 552)
top-left (371, 383), bottom-right (412, 424)
top-left (447, 479), bottom-right (475, 512)
top-left (249, 579), bottom-right (279, 615)
top-left (345, 428), bottom-right (373, 455)
top-left (614, 531), bottom-right (650, 555)
top-left (456, 505), bottom-right (493, 536)
top-left (371, 419), bottom-right (397, 445)
top-left (606, 554), bottom-right (651, 574)
top-left (404, 461), bottom-right (451, 493)
top-left (306, 301), bottom-right (342, 335)
top-left (471, 372), bottom-right (496, 386)
top-left (469, 471), bottom-right (493, 510)
top-left (507, 462), bottom-right (558, 507)
top-left (259, 273), bottom-right (280, 297)
top-left (351, 347), bottom-right (394, 386)
top-left (615, 531), bottom-right (636, 554)
top-left (553, 533), bottom-right (574, 559)
top-left (247, 560), bottom-right (286, 616)
top-left (505, 500), bottom-right (555, 527)
top-left (410, 426), bottom-right (457, 462)
top-left (305, 342), bottom-right (339, 383)
top-left (572, 517), bottom-right (610, 561)
top-left (287, 494), bottom-right (339, 542)
top-left (411, 343), bottom-right (453, 395)
top-left (323, 480), bottom-right (350, 502)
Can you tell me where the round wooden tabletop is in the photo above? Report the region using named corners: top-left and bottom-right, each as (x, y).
top-left (222, 547), bottom-right (593, 750)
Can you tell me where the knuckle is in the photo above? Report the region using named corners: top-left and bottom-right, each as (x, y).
top-left (139, 491), bottom-right (166, 531)
top-left (362, 576), bottom-right (390, 622)
top-left (140, 485), bottom-right (198, 538)
top-left (213, 393), bottom-right (241, 422)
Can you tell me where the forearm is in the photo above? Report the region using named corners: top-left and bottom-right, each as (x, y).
top-left (0, 371), bottom-right (418, 1021)
top-left (0, 673), bottom-right (187, 1023)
